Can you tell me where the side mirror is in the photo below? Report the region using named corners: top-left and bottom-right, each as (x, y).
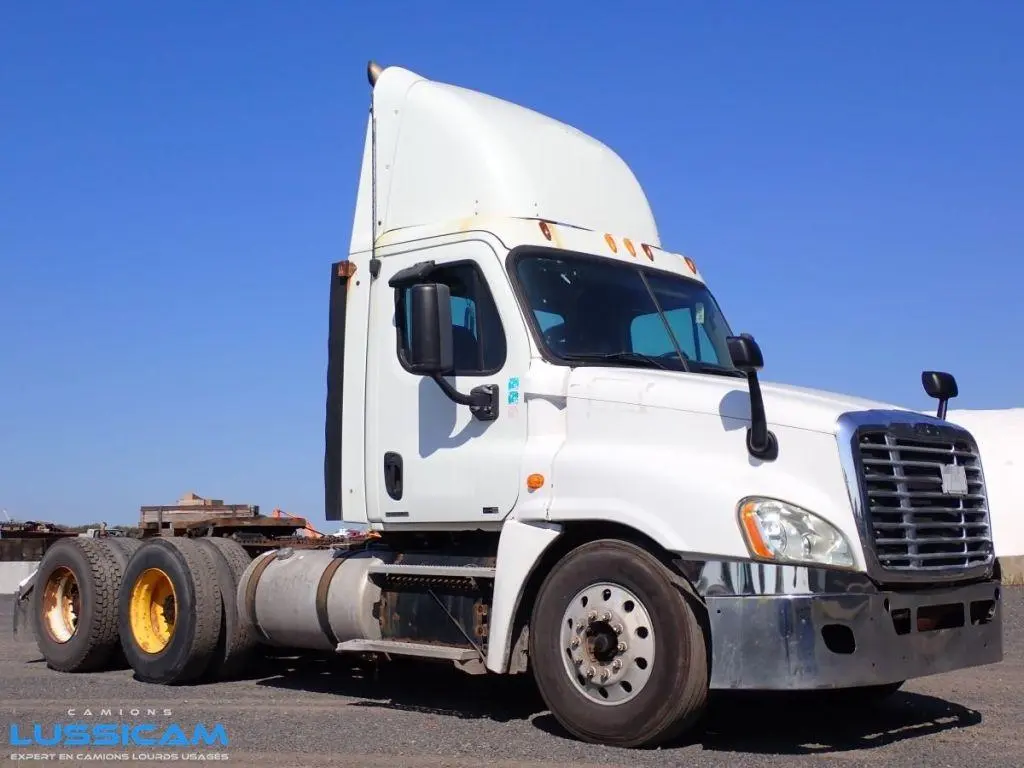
top-left (727, 333), bottom-right (764, 373)
top-left (401, 281), bottom-right (499, 422)
top-left (922, 370), bottom-right (958, 420)
top-left (726, 333), bottom-right (777, 462)
top-left (405, 283), bottom-right (453, 375)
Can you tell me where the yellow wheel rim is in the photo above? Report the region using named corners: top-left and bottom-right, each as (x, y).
top-left (129, 567), bottom-right (178, 654)
top-left (42, 566), bottom-right (80, 643)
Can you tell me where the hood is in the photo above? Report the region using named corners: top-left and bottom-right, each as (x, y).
top-left (564, 367), bottom-right (907, 435)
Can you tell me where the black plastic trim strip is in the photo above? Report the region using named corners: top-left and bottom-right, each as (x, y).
top-left (325, 261), bottom-right (352, 522)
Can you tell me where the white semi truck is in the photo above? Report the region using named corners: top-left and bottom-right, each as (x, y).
top-left (15, 61), bottom-right (1004, 748)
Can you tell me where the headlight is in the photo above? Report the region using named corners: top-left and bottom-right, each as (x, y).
top-left (737, 497), bottom-right (854, 568)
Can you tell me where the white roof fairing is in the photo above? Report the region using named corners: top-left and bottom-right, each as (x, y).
top-left (348, 64), bottom-right (661, 255)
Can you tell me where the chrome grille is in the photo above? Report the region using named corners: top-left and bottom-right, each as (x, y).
top-left (856, 428), bottom-right (993, 572)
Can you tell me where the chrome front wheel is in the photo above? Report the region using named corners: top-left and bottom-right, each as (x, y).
top-left (530, 539), bottom-right (710, 748)
top-left (558, 582), bottom-right (656, 705)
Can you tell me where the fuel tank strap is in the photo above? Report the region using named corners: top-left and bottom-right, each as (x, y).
top-left (243, 553), bottom-right (276, 643)
top-left (315, 555), bottom-right (348, 647)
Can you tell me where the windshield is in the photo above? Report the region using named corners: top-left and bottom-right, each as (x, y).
top-left (512, 250), bottom-right (740, 375)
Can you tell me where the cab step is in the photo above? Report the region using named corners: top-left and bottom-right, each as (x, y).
top-left (367, 563), bottom-right (496, 579)
top-left (335, 638), bottom-right (482, 661)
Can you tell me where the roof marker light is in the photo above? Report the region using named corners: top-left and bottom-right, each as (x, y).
top-left (604, 234), bottom-right (618, 253)
top-left (641, 243), bottom-right (655, 261)
top-left (623, 238), bottom-right (636, 257)
top-left (684, 256), bottom-right (698, 273)
top-left (539, 221), bottom-right (553, 241)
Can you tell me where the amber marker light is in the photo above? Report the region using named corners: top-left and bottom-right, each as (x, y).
top-left (684, 256), bottom-right (698, 273)
top-left (641, 243), bottom-right (655, 261)
top-left (526, 473), bottom-right (545, 491)
top-left (623, 238), bottom-right (636, 257)
top-left (739, 500), bottom-right (775, 559)
top-left (539, 221), bottom-right (553, 241)
top-left (604, 234), bottom-right (618, 252)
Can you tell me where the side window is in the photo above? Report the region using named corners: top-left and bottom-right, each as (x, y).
top-left (396, 262), bottom-right (507, 375)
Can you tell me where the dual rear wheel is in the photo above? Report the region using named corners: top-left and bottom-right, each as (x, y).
top-left (31, 535), bottom-right (256, 683)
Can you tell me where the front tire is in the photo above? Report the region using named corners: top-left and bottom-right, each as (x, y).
top-left (529, 539), bottom-right (709, 747)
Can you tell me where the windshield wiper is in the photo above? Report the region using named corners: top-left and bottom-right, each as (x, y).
top-left (561, 351), bottom-right (673, 370)
top-left (636, 270), bottom-right (691, 371)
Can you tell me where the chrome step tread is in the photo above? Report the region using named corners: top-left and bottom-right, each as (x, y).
top-left (335, 639), bottom-right (481, 661)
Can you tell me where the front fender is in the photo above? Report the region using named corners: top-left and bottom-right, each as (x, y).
top-left (529, 400), bottom-right (865, 569)
top-left (486, 519), bottom-right (562, 673)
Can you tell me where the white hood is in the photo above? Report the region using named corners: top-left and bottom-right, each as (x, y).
top-left (565, 368), bottom-right (906, 435)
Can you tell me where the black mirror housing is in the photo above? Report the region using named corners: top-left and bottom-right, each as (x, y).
top-left (921, 370), bottom-right (958, 420)
top-left (727, 333), bottom-right (764, 373)
top-left (406, 283), bottom-right (453, 375)
top-left (922, 371), bottom-right (958, 400)
top-left (401, 280), bottom-right (498, 422)
top-left (725, 332), bottom-right (777, 462)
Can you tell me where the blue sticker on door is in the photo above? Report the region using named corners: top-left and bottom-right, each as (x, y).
top-left (507, 376), bottom-right (520, 405)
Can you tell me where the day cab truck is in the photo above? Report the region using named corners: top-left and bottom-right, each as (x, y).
top-left (15, 60), bottom-right (1004, 748)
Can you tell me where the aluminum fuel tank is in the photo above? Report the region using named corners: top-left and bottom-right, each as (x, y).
top-left (236, 547), bottom-right (386, 650)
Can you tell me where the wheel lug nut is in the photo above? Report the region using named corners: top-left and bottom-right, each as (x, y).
top-left (617, 642), bottom-right (627, 653)
top-left (574, 656), bottom-right (583, 666)
top-left (612, 659), bottom-right (622, 671)
top-left (587, 611), bottom-right (598, 623)
top-left (601, 612), bottom-right (612, 622)
top-left (571, 637), bottom-right (580, 649)
top-left (600, 669), bottom-right (609, 682)
top-left (586, 666), bottom-right (596, 678)
top-left (612, 623), bottom-right (623, 635)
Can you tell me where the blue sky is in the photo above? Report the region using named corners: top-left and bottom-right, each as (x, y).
top-left (2, 2), bottom-right (1021, 525)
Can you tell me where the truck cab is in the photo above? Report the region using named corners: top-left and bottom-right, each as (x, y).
top-left (318, 61), bottom-right (1003, 745)
top-left (18, 59), bottom-right (1001, 753)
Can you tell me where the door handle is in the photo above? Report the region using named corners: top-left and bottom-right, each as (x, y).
top-left (383, 452), bottom-right (403, 500)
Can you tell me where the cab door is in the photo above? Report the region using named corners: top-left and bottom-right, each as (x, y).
top-left (364, 238), bottom-right (530, 525)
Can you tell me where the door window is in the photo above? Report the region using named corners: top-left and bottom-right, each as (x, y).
top-left (396, 262), bottom-right (507, 376)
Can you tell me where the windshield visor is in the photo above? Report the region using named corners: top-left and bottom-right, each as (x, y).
top-left (511, 249), bottom-right (738, 373)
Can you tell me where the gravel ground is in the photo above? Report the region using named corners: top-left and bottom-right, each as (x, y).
top-left (2, 589), bottom-right (1022, 767)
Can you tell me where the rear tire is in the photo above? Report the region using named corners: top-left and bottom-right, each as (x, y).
top-left (102, 536), bottom-right (145, 667)
top-left (529, 539), bottom-right (709, 747)
top-left (105, 536), bottom-right (142, 569)
top-left (31, 537), bottom-right (124, 673)
top-left (195, 537), bottom-right (258, 680)
top-left (118, 537), bottom-right (222, 684)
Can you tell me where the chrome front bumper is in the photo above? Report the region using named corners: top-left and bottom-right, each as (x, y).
top-left (689, 561), bottom-right (1003, 690)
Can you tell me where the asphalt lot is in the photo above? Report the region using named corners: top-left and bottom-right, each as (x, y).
top-left (3, 589), bottom-right (1022, 767)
